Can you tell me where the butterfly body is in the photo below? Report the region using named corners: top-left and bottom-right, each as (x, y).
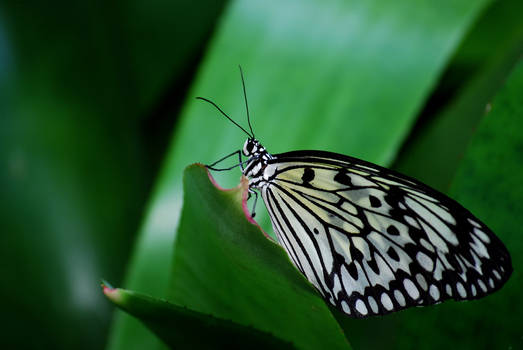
top-left (240, 138), bottom-right (512, 317)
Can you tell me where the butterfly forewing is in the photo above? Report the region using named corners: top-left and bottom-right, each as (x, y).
top-left (256, 150), bottom-right (511, 317)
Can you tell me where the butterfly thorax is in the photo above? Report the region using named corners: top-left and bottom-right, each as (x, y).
top-left (242, 138), bottom-right (274, 188)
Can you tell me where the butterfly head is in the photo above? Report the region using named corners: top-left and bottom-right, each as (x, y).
top-left (242, 138), bottom-right (264, 157)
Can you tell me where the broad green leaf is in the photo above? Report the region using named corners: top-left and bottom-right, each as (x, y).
top-left (111, 0), bottom-right (491, 348)
top-left (102, 282), bottom-right (294, 349)
top-left (167, 164), bottom-right (350, 350)
top-left (0, 1), bottom-right (226, 349)
top-left (393, 0), bottom-right (523, 192)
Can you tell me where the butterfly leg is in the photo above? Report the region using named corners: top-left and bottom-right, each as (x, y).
top-left (248, 189), bottom-right (258, 218)
top-left (206, 150), bottom-right (245, 171)
top-left (238, 151), bottom-right (245, 171)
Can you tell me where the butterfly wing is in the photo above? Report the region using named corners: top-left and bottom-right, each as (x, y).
top-left (259, 150), bottom-right (512, 317)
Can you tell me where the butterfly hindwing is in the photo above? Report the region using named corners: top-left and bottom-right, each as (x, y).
top-left (259, 150), bottom-right (512, 317)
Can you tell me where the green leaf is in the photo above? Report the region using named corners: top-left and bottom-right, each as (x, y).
top-left (0, 1), bottom-right (227, 349)
top-left (393, 0), bottom-right (523, 192)
top-left (102, 282), bottom-right (295, 349)
top-left (167, 164), bottom-right (350, 350)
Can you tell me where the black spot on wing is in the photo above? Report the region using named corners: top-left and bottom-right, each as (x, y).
top-left (302, 167), bottom-right (315, 185)
top-left (367, 258), bottom-right (381, 274)
top-left (387, 225), bottom-right (400, 236)
top-left (347, 262), bottom-right (359, 279)
top-left (334, 252), bottom-right (346, 265)
top-left (383, 186), bottom-right (405, 207)
top-left (369, 195), bottom-right (381, 208)
top-left (334, 170), bottom-right (352, 186)
top-left (350, 243), bottom-right (364, 261)
top-left (323, 270), bottom-right (334, 289)
top-left (387, 247), bottom-right (400, 262)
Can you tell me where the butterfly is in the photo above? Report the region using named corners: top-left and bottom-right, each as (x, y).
top-left (197, 68), bottom-right (512, 318)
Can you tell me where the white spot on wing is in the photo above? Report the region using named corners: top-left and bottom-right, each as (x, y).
top-left (341, 201), bottom-right (358, 215)
top-left (332, 275), bottom-right (342, 297)
top-left (394, 290), bottom-right (406, 306)
top-left (478, 280), bottom-right (487, 292)
top-left (445, 284), bottom-right (452, 296)
top-left (420, 239), bottom-right (435, 252)
top-left (355, 299), bottom-right (368, 315)
top-left (404, 215), bottom-right (421, 229)
top-left (468, 218), bottom-right (482, 228)
top-left (403, 279), bottom-right (420, 299)
top-left (416, 251), bottom-right (434, 272)
top-left (381, 292), bottom-right (394, 311)
top-left (416, 274), bottom-right (428, 291)
top-left (471, 284), bottom-right (477, 296)
top-left (457, 282), bottom-right (467, 298)
top-left (473, 227), bottom-right (491, 244)
top-left (429, 285), bottom-right (440, 300)
top-left (368, 296), bottom-right (379, 313)
top-left (341, 301), bottom-right (351, 315)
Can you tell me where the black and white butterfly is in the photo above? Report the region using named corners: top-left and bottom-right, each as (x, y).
top-left (198, 68), bottom-right (512, 318)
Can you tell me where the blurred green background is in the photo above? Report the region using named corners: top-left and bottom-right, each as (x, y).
top-left (1, 0), bottom-right (522, 349)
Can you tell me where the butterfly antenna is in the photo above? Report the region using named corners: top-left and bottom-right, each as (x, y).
top-left (239, 65), bottom-right (255, 138)
top-left (196, 96), bottom-right (253, 138)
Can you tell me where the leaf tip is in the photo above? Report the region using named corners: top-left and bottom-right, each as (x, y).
top-left (101, 280), bottom-right (122, 303)
top-left (101, 279), bottom-right (114, 289)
